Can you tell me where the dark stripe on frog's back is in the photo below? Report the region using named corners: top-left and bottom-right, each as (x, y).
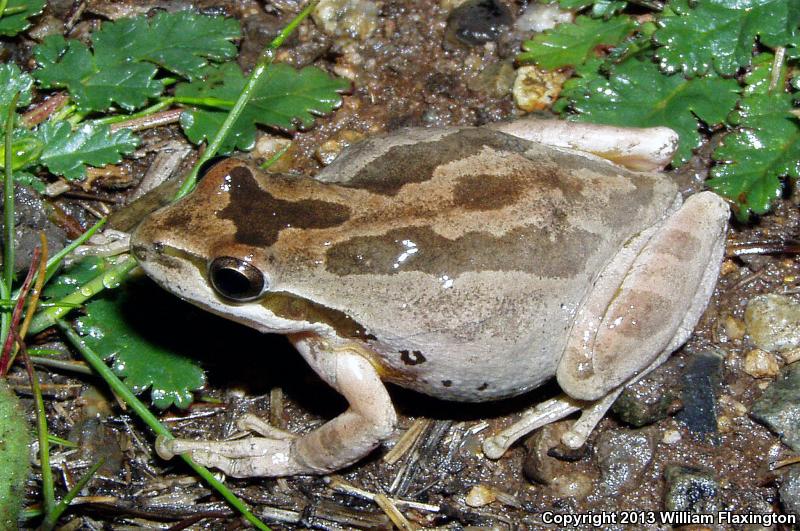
top-left (219, 166), bottom-right (351, 247)
top-left (338, 128), bottom-right (534, 195)
top-left (325, 224), bottom-right (600, 278)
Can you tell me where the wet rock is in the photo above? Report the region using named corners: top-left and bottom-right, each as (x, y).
top-left (676, 350), bottom-right (723, 437)
top-left (612, 357), bottom-right (682, 428)
top-left (0, 185), bottom-right (67, 274)
top-left (721, 314), bottom-right (746, 341)
top-left (750, 363), bottom-right (800, 452)
top-left (742, 348), bottom-right (781, 379)
top-left (465, 484), bottom-right (521, 508)
top-left (465, 484), bottom-right (496, 507)
top-left (312, 0), bottom-right (379, 41)
top-left (663, 465), bottom-right (720, 514)
top-left (445, 0), bottom-right (512, 47)
top-left (315, 129), bottom-right (365, 166)
top-left (595, 429), bottom-right (655, 495)
top-left (512, 65), bottom-right (568, 112)
top-left (523, 421), bottom-right (588, 485)
top-left (779, 465), bottom-right (800, 519)
top-left (551, 472), bottom-right (593, 500)
top-left (514, 2), bottom-right (573, 33)
top-left (745, 294), bottom-right (800, 352)
top-left (468, 61), bottom-right (515, 98)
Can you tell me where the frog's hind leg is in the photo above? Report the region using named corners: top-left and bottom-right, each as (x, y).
top-left (557, 191), bottom-right (728, 403)
top-left (483, 191), bottom-right (728, 459)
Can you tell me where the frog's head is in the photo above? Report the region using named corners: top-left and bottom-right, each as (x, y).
top-left (130, 159), bottom-right (354, 336)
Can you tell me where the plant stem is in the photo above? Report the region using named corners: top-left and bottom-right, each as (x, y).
top-left (21, 346), bottom-right (55, 514)
top-left (40, 458), bottom-right (104, 530)
top-left (174, 0), bottom-right (320, 200)
top-left (1, 92), bottom-right (18, 358)
top-left (4, 92), bottom-right (18, 291)
top-left (27, 255), bottom-right (137, 335)
top-left (91, 99), bottom-right (175, 126)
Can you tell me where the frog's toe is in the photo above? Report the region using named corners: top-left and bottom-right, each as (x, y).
top-left (155, 435), bottom-right (177, 460)
top-left (236, 413), bottom-right (295, 440)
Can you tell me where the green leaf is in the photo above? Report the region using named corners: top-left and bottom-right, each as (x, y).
top-left (13, 171), bottom-right (45, 192)
top-left (654, 0), bottom-right (800, 77)
top-left (91, 11), bottom-right (240, 82)
top-left (0, 63), bottom-right (33, 119)
top-left (590, 0), bottom-right (627, 18)
top-left (177, 62), bottom-right (350, 153)
top-left (563, 59), bottom-right (740, 164)
top-left (518, 15), bottom-right (636, 69)
top-left (74, 284), bottom-right (206, 410)
top-left (36, 121), bottom-right (139, 180)
top-left (707, 93), bottom-right (798, 220)
top-left (43, 255), bottom-right (109, 299)
top-left (708, 56), bottom-right (799, 220)
top-left (33, 12), bottom-right (241, 111)
top-left (33, 35), bottom-right (161, 112)
top-left (0, 0), bottom-right (45, 36)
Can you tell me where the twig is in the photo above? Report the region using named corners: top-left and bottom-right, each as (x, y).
top-left (326, 476), bottom-right (440, 513)
top-left (108, 107), bottom-right (183, 133)
top-left (20, 93), bottom-right (70, 128)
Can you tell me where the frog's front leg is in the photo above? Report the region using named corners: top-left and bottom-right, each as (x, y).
top-left (156, 336), bottom-right (397, 477)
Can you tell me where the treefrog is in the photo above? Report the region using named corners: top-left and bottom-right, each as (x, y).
top-left (130, 118), bottom-right (729, 477)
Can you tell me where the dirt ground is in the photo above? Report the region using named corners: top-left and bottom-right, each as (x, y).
top-left (8, 1), bottom-right (800, 529)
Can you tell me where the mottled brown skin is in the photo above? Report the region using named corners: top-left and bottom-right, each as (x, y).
top-left (132, 128), bottom-right (679, 401)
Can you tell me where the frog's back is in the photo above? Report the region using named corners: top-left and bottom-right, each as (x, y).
top-left (258, 128), bottom-right (681, 400)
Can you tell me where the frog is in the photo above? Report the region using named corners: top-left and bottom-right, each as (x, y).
top-left (130, 118), bottom-right (729, 477)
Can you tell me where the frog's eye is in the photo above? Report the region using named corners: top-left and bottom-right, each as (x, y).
top-left (208, 257), bottom-right (266, 302)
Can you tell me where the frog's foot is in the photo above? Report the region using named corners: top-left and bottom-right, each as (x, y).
top-left (481, 388), bottom-right (623, 458)
top-left (155, 432), bottom-right (306, 477)
top-left (482, 395), bottom-right (582, 459)
top-left (156, 338), bottom-right (397, 477)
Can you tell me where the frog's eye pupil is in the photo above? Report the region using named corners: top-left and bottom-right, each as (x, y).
top-left (208, 257), bottom-right (266, 301)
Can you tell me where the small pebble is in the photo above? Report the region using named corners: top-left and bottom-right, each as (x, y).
top-left (745, 294), bottom-right (800, 352)
top-left (512, 65), bottom-right (568, 112)
top-left (780, 465), bottom-right (800, 519)
top-left (514, 2), bottom-right (573, 33)
top-left (722, 314), bottom-right (746, 341)
top-left (551, 472), bottom-right (594, 500)
top-left (465, 484), bottom-right (496, 507)
top-left (751, 363), bottom-right (800, 452)
top-left (662, 429), bottom-right (682, 444)
top-left (663, 465), bottom-right (720, 514)
top-left (445, 0), bottom-right (512, 47)
top-left (743, 348), bottom-right (781, 379)
top-left (312, 0), bottom-right (378, 40)
top-left (523, 421), bottom-right (587, 485)
top-left (315, 129), bottom-right (365, 165)
top-left (595, 429), bottom-right (655, 495)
